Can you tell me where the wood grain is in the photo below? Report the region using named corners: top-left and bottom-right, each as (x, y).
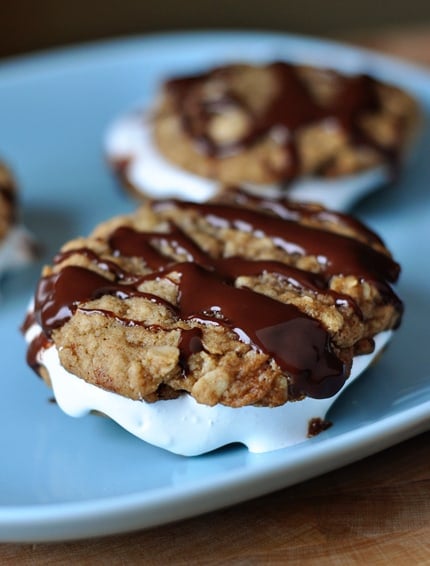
top-left (1, 29), bottom-right (430, 564)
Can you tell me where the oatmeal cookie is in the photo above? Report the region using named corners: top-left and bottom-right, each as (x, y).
top-left (0, 162), bottom-right (17, 243)
top-left (105, 61), bottom-right (419, 210)
top-left (24, 189), bottom-right (402, 410)
top-left (153, 62), bottom-right (418, 184)
top-left (0, 161), bottom-right (38, 276)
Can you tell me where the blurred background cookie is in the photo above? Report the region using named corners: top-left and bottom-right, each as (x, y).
top-left (106, 61), bottom-right (419, 209)
top-left (0, 162), bottom-right (39, 278)
top-left (23, 190), bottom-right (402, 454)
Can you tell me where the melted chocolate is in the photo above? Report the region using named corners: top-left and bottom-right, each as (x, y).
top-left (0, 184), bottom-right (15, 206)
top-left (26, 332), bottom-right (50, 372)
top-left (178, 327), bottom-right (204, 375)
top-left (35, 265), bottom-right (177, 335)
top-left (166, 62), bottom-right (404, 178)
top-left (176, 262), bottom-right (345, 398)
top-left (307, 417), bottom-right (332, 437)
top-left (28, 199), bottom-right (402, 400)
top-left (162, 201), bottom-right (400, 283)
top-left (54, 247), bottom-right (133, 281)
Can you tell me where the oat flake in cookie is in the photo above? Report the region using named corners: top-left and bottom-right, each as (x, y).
top-left (105, 61), bottom-right (419, 210)
top-left (23, 190), bottom-right (403, 454)
top-left (0, 162), bottom-right (38, 278)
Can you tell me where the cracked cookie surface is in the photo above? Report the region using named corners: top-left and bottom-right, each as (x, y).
top-left (25, 190), bottom-right (402, 408)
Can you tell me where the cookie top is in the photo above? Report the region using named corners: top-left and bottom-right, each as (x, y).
top-left (153, 62), bottom-right (418, 186)
top-left (25, 190), bottom-right (402, 408)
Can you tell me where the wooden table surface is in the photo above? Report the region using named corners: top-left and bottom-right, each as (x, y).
top-left (2, 28), bottom-right (430, 565)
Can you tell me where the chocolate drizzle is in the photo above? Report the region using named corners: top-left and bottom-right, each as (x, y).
top-left (162, 200), bottom-right (400, 284)
top-left (224, 187), bottom-right (386, 247)
top-left (28, 197), bottom-right (402, 400)
top-left (165, 62), bottom-right (405, 179)
top-left (178, 327), bottom-right (204, 375)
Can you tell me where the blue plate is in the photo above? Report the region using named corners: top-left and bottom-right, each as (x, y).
top-left (0, 31), bottom-right (429, 542)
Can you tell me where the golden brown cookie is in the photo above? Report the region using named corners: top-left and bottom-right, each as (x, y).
top-left (153, 62), bottom-right (418, 184)
top-left (25, 189), bottom-right (402, 413)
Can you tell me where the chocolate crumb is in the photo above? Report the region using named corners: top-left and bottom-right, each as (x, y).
top-left (307, 417), bottom-right (332, 437)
